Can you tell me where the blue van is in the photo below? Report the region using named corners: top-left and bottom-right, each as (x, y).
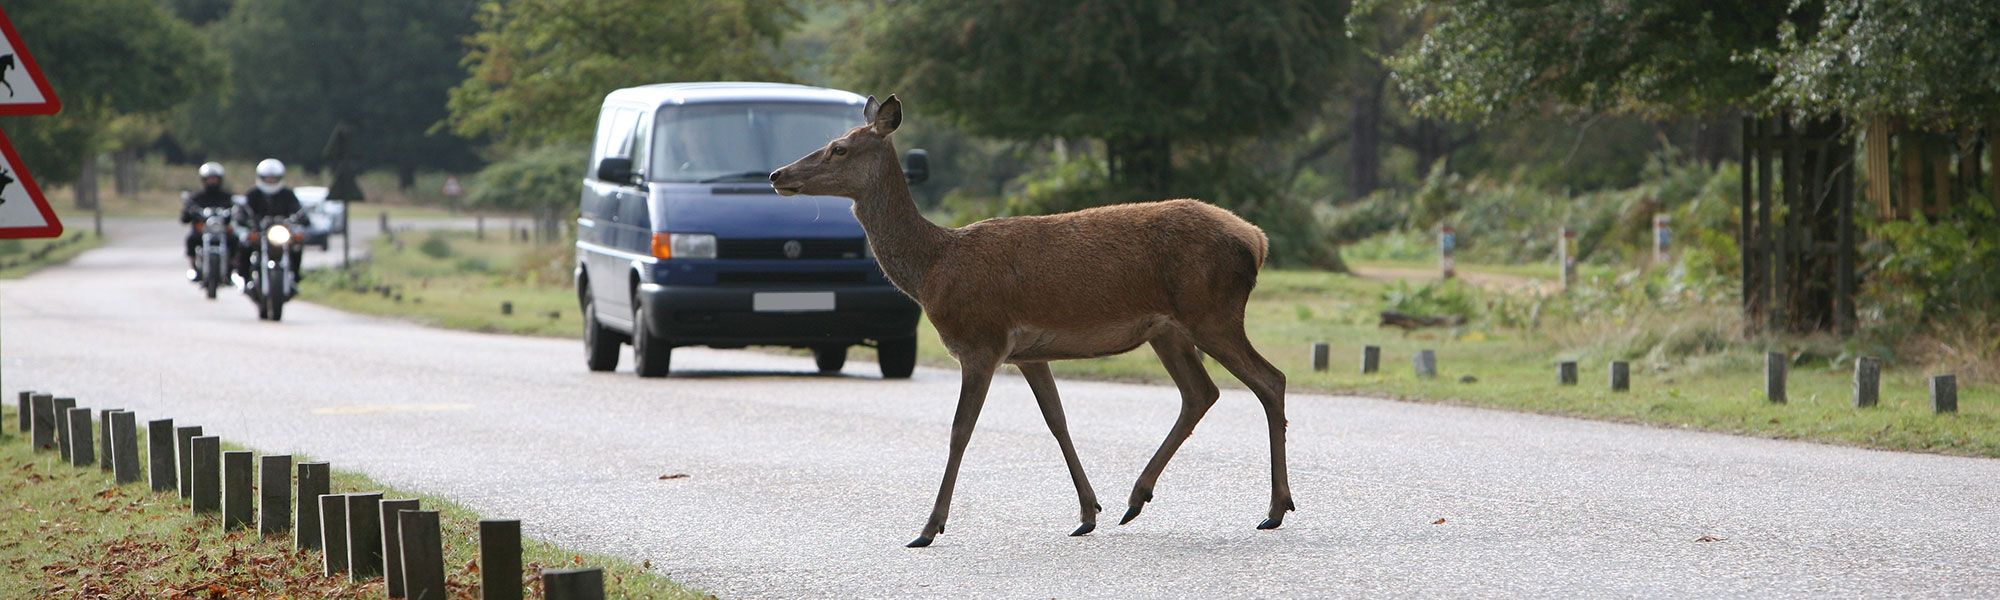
top-left (575, 82), bottom-right (925, 378)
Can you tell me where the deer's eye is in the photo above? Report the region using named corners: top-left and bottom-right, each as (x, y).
top-left (831, 145), bottom-right (847, 156)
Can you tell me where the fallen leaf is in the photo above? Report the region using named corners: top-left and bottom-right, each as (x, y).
top-left (1695, 535), bottom-right (1725, 543)
top-left (643, 559), bottom-right (652, 569)
top-left (658, 473), bottom-right (689, 480)
top-left (1431, 518), bottom-right (1446, 525)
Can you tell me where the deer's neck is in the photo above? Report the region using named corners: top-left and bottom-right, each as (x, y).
top-left (852, 165), bottom-right (949, 296)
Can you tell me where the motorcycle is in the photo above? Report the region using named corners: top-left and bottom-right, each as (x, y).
top-left (244, 216), bottom-right (304, 321)
top-left (180, 191), bottom-right (233, 300)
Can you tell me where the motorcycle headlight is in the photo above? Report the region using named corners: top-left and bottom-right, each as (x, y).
top-left (267, 225), bottom-right (293, 246)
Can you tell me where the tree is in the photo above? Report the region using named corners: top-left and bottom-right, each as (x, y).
top-left (446, 0), bottom-right (800, 147)
top-left (843, 0), bottom-right (1345, 200)
top-left (1762, 0), bottom-right (2000, 130)
top-left (181, 0), bottom-right (483, 188)
top-left (0, 0), bottom-right (214, 185)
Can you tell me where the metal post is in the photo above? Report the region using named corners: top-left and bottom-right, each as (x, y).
top-left (479, 519), bottom-right (523, 600)
top-left (52, 397), bottom-right (76, 458)
top-left (321, 494), bottom-right (351, 576)
top-left (147, 419), bottom-right (176, 492)
top-left (30, 394), bottom-right (55, 451)
top-left (541, 568), bottom-right (606, 600)
top-left (1310, 343), bottom-right (1329, 373)
top-left (1360, 346), bottom-right (1380, 375)
top-left (98, 408), bottom-right (121, 471)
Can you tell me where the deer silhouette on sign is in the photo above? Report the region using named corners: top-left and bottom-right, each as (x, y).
top-left (0, 167), bottom-right (13, 205)
top-left (0, 54), bottom-right (13, 97)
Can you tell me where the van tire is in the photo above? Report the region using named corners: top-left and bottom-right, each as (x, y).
top-left (813, 346), bottom-right (848, 374)
top-left (878, 337), bottom-right (916, 379)
top-left (632, 295), bottom-right (672, 378)
top-left (583, 290), bottom-right (621, 372)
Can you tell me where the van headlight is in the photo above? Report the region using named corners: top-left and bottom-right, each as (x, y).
top-left (651, 233), bottom-right (716, 259)
top-left (266, 224), bottom-right (293, 246)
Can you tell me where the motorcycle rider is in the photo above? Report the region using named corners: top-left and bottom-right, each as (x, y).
top-left (239, 158), bottom-right (308, 280)
top-left (179, 162), bottom-right (235, 280)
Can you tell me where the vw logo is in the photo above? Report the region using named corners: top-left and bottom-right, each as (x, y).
top-left (782, 240), bottom-right (803, 259)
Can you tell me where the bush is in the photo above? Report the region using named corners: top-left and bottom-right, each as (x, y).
top-left (418, 233), bottom-right (453, 259)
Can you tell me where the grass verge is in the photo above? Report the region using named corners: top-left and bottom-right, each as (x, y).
top-left (297, 232), bottom-right (1997, 458)
top-left (0, 405), bottom-right (704, 598)
top-left (301, 232), bottom-right (578, 337)
top-left (0, 232), bottom-right (102, 280)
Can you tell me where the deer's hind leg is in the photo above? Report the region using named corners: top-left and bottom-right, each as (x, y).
top-left (1019, 362), bottom-right (1101, 536)
top-left (1186, 313), bottom-right (1293, 530)
top-left (1120, 328), bottom-right (1221, 526)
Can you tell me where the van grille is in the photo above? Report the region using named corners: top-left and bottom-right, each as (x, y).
top-left (716, 238), bottom-right (866, 260)
top-left (715, 271), bottom-right (868, 284)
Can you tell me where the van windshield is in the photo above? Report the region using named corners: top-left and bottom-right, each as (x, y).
top-left (650, 102), bottom-right (862, 183)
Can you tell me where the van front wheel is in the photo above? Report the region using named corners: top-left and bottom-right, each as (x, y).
top-left (813, 346), bottom-right (848, 374)
top-left (583, 290), bottom-right (621, 372)
top-left (632, 296), bottom-right (672, 378)
top-left (878, 337), bottom-right (916, 379)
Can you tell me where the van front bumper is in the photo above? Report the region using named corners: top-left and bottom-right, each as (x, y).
top-left (636, 283), bottom-right (921, 347)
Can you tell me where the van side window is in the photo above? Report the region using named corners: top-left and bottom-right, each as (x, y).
top-left (626, 110), bottom-right (652, 178)
top-left (597, 107), bottom-right (641, 172)
top-left (589, 105), bottom-right (619, 169)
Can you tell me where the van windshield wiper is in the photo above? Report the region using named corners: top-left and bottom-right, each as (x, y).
top-left (697, 171), bottom-right (771, 183)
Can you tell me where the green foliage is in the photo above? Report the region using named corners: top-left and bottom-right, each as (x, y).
top-left (1763, 0), bottom-right (2000, 129)
top-left (179, 0), bottom-right (481, 174)
top-left (0, 0), bottom-right (216, 183)
top-left (419, 233), bottom-right (454, 259)
top-left (465, 144), bottom-right (585, 230)
top-left (1385, 1), bottom-right (1789, 121)
top-left (1381, 279), bottom-right (1480, 320)
top-left (1864, 203), bottom-right (2000, 325)
top-left (447, 0), bottom-right (799, 146)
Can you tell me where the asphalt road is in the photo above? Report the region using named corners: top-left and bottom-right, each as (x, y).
top-left (5, 220), bottom-right (1997, 598)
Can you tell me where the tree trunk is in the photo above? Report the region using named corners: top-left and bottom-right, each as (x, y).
top-left (397, 164), bottom-right (417, 191)
top-left (1105, 134), bottom-right (1172, 202)
top-left (113, 148), bottom-right (139, 197)
top-left (1348, 74), bottom-right (1385, 199)
top-left (74, 157), bottom-right (99, 210)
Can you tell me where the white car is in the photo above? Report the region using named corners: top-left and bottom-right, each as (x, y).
top-left (292, 186), bottom-right (345, 249)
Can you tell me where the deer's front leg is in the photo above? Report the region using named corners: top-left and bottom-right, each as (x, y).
top-left (908, 359), bottom-right (999, 548)
top-left (1019, 362), bottom-right (1100, 536)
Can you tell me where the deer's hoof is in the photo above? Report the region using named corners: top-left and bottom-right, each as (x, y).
top-left (1119, 505), bottom-right (1144, 525)
top-left (1070, 522), bottom-right (1096, 537)
top-left (1256, 517), bottom-right (1284, 530)
top-left (906, 535), bottom-right (935, 548)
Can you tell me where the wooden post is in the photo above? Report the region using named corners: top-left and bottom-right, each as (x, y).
top-left (480, 519), bottom-right (524, 600)
top-left (260, 455), bottom-right (293, 538)
top-left (30, 394), bottom-right (55, 451)
top-left (1753, 117), bottom-right (1773, 328)
top-left (1836, 135), bottom-right (1857, 335)
top-left (399, 511), bottom-right (446, 600)
top-left (1931, 375), bottom-right (1958, 414)
top-left (476, 214), bottom-right (485, 240)
top-left (1766, 352), bottom-right (1788, 404)
top-left (1310, 343), bottom-right (1329, 373)
top-left (175, 425), bottom-right (204, 499)
top-left (1652, 214), bottom-right (1671, 265)
top-left (501, 301), bottom-right (513, 316)
top-left (380, 499), bottom-right (422, 598)
top-left (542, 568), bottom-right (606, 600)
top-left (189, 436), bottom-right (222, 514)
top-left (52, 397), bottom-right (76, 458)
top-left (320, 494), bottom-right (351, 576)
top-left (1560, 227), bottom-right (1578, 291)
top-left (147, 419), bottom-right (176, 492)
top-left (1557, 361), bottom-right (1578, 386)
top-left (222, 451), bottom-right (255, 530)
top-left (14, 390), bottom-right (29, 433)
top-left (1609, 361), bottom-right (1630, 392)
top-left (1853, 358), bottom-right (1881, 408)
top-left (347, 493), bottom-right (386, 581)
top-left (1776, 119), bottom-right (1797, 331)
top-left (297, 463), bottom-right (331, 551)
top-left (1413, 350), bottom-right (1437, 379)
top-left (98, 408), bottom-right (121, 471)
top-left (110, 412), bottom-right (141, 485)
top-left (1360, 345), bottom-right (1380, 374)
top-left (1438, 225), bottom-right (1456, 279)
top-left (66, 407), bottom-right (94, 468)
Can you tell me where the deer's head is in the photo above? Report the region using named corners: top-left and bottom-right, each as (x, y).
top-left (771, 94), bottom-right (902, 199)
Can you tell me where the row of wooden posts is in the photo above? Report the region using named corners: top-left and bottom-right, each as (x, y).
top-left (12, 390), bottom-right (607, 600)
top-left (1309, 343), bottom-right (1961, 413)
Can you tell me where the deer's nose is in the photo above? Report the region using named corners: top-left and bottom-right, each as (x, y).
top-left (768, 169), bottom-right (784, 183)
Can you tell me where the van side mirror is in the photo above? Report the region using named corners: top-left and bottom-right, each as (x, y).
top-left (903, 149), bottom-right (929, 185)
top-left (596, 157), bottom-right (634, 184)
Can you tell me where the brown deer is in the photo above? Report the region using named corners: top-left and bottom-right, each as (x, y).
top-left (771, 95), bottom-right (1291, 547)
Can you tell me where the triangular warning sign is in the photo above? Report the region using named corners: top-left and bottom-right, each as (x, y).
top-left (0, 130), bottom-right (61, 239)
top-left (0, 7), bottom-right (60, 116)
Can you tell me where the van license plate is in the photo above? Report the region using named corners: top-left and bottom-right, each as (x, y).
top-left (753, 292), bottom-right (835, 312)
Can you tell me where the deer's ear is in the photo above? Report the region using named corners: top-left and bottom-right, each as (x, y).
top-left (863, 95), bottom-right (880, 122)
top-left (870, 94), bottom-right (902, 134)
